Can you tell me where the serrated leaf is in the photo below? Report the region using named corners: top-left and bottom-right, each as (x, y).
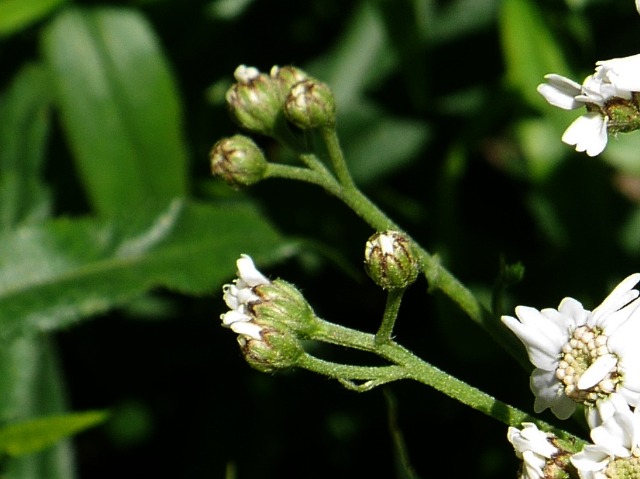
top-left (41, 7), bottom-right (189, 216)
top-left (0, 199), bottom-right (288, 340)
top-left (0, 63), bottom-right (52, 229)
top-left (499, 0), bottom-right (571, 111)
top-left (0, 410), bottom-right (107, 457)
top-left (0, 0), bottom-right (66, 37)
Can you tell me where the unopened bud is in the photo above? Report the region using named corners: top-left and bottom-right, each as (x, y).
top-left (210, 135), bottom-right (267, 188)
top-left (364, 231), bottom-right (420, 290)
top-left (284, 79), bottom-right (336, 129)
top-left (238, 326), bottom-right (305, 373)
top-left (252, 279), bottom-right (319, 337)
top-left (270, 65), bottom-right (309, 93)
top-left (226, 65), bottom-right (283, 136)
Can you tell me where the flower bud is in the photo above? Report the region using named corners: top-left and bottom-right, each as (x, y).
top-left (225, 65), bottom-right (284, 136)
top-left (210, 135), bottom-right (268, 188)
top-left (284, 79), bottom-right (336, 129)
top-left (270, 65), bottom-right (309, 93)
top-left (251, 279), bottom-right (319, 336)
top-left (364, 231), bottom-right (420, 290)
top-left (237, 326), bottom-right (305, 374)
top-left (220, 254), bottom-right (320, 372)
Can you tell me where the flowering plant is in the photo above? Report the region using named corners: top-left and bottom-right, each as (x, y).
top-left (6, 0), bottom-right (640, 477)
top-left (209, 3), bottom-right (640, 477)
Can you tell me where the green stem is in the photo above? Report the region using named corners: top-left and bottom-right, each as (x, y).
top-left (307, 318), bottom-right (585, 447)
top-left (309, 135), bottom-right (528, 369)
top-left (265, 163), bottom-right (340, 191)
top-left (375, 289), bottom-right (404, 344)
top-left (298, 353), bottom-right (409, 383)
top-left (320, 127), bottom-right (356, 188)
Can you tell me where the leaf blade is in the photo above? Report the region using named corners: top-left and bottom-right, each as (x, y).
top-left (40, 7), bottom-right (189, 216)
top-left (0, 199), bottom-right (288, 339)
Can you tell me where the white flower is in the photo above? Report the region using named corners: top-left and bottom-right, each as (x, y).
top-left (501, 274), bottom-right (640, 419)
top-left (537, 54), bottom-right (640, 156)
top-left (221, 254), bottom-right (270, 340)
top-left (507, 423), bottom-right (560, 479)
top-left (571, 399), bottom-right (640, 479)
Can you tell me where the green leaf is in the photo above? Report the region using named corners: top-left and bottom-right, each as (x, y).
top-left (0, 336), bottom-right (77, 479)
top-left (0, 63), bottom-right (52, 229)
top-left (0, 0), bottom-right (66, 37)
top-left (0, 199), bottom-right (287, 340)
top-left (40, 7), bottom-right (189, 216)
top-left (341, 104), bottom-right (430, 184)
top-left (306, 1), bottom-right (395, 111)
top-left (499, 0), bottom-right (571, 111)
top-left (0, 410), bottom-right (107, 457)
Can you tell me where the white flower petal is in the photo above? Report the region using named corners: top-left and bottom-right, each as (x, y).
top-left (537, 74), bottom-right (582, 110)
top-left (591, 411), bottom-right (635, 457)
top-left (230, 320), bottom-right (263, 340)
top-left (233, 65), bottom-right (260, 83)
top-left (596, 54), bottom-right (640, 92)
top-left (557, 297), bottom-right (589, 324)
top-left (571, 444), bottom-right (611, 472)
top-left (577, 354), bottom-right (618, 389)
top-left (501, 312), bottom-right (563, 370)
top-left (236, 254), bottom-right (270, 286)
top-left (221, 310), bottom-right (251, 326)
top-left (508, 423), bottom-right (558, 458)
top-left (530, 368), bottom-right (575, 419)
top-left (590, 273), bottom-right (640, 325)
top-left (561, 113), bottom-right (608, 157)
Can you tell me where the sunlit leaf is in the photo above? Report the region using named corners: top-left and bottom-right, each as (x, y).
top-left (0, 63), bottom-right (52, 229)
top-left (0, 336), bottom-right (77, 479)
top-left (0, 410), bottom-right (107, 457)
top-left (306, 2), bottom-right (395, 111)
top-left (0, 0), bottom-right (66, 37)
top-left (41, 7), bottom-right (189, 216)
top-left (341, 105), bottom-right (430, 184)
top-left (0, 199), bottom-right (287, 340)
top-left (499, 0), bottom-right (571, 111)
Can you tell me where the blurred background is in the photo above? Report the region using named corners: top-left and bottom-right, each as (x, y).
top-left (3, 0), bottom-right (640, 477)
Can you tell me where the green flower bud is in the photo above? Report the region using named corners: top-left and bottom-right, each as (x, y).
top-left (209, 135), bottom-right (268, 188)
top-left (364, 231), bottom-right (421, 290)
top-left (237, 326), bottom-right (305, 374)
top-left (225, 65), bottom-right (283, 136)
top-left (269, 65), bottom-right (309, 94)
top-left (252, 279), bottom-right (319, 337)
top-left (284, 78), bottom-right (336, 129)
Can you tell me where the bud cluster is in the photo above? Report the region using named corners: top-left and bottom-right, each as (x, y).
top-left (225, 64), bottom-right (336, 137)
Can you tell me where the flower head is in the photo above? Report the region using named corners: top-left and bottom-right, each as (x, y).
top-left (501, 274), bottom-right (640, 419)
top-left (537, 54), bottom-right (640, 156)
top-left (571, 398), bottom-right (640, 479)
top-left (220, 254), bottom-right (320, 372)
top-left (507, 423), bottom-right (569, 479)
